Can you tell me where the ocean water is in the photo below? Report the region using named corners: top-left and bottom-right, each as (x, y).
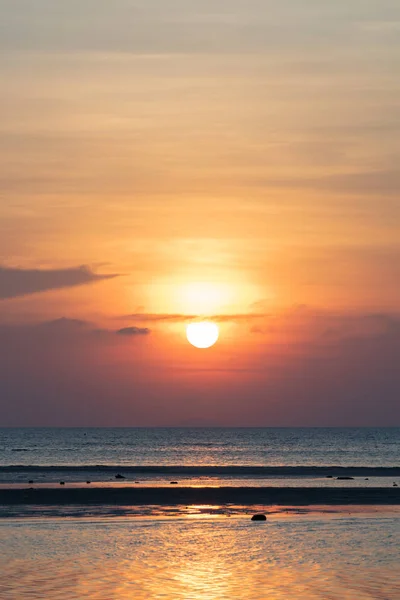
top-left (0, 427), bottom-right (398, 487)
top-left (1, 427), bottom-right (399, 466)
top-left (1, 511), bottom-right (399, 600)
top-left (1, 428), bottom-right (399, 598)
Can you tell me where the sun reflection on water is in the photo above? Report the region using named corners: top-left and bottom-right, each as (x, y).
top-left (0, 513), bottom-right (399, 600)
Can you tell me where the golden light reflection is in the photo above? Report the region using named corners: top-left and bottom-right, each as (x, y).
top-left (3, 512), bottom-right (399, 600)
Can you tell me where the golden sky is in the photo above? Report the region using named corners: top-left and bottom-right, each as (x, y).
top-left (0, 1), bottom-right (399, 425)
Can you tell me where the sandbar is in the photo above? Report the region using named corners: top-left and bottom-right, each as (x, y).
top-left (0, 486), bottom-right (399, 507)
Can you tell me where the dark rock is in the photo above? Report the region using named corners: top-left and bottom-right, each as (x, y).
top-left (115, 474), bottom-right (126, 479)
top-left (170, 481), bottom-right (178, 485)
top-left (251, 514), bottom-right (267, 521)
top-left (60, 481), bottom-right (65, 485)
top-left (28, 480), bottom-right (34, 484)
top-left (365, 478), bottom-right (369, 481)
top-left (393, 483), bottom-right (398, 487)
top-left (326, 475), bottom-right (333, 478)
top-left (134, 481), bottom-right (140, 484)
top-left (336, 476), bottom-right (354, 480)
top-left (86, 481), bottom-right (91, 484)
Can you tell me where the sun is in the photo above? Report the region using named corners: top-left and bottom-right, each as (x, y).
top-left (186, 321), bottom-right (219, 349)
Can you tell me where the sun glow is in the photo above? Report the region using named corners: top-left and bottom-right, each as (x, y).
top-left (186, 321), bottom-right (219, 349)
top-left (180, 282), bottom-right (233, 315)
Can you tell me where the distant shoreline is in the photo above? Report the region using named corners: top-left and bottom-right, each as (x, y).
top-left (1, 486), bottom-right (399, 507)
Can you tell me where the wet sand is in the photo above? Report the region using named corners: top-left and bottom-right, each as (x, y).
top-left (1, 486), bottom-right (399, 506)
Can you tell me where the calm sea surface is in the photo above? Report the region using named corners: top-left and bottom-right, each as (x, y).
top-left (1, 427), bottom-right (398, 487)
top-left (1, 511), bottom-right (399, 600)
top-left (1, 427), bottom-right (399, 466)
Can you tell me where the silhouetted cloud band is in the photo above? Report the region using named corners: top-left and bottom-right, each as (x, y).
top-left (0, 265), bottom-right (117, 300)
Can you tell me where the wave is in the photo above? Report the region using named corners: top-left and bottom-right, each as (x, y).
top-left (1, 465), bottom-right (399, 476)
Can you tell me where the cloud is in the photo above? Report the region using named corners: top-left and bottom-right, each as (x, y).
top-left (0, 307), bottom-right (400, 425)
top-left (0, 317), bottom-right (152, 341)
top-left (0, 317), bottom-right (93, 339)
top-left (116, 326), bottom-right (150, 336)
top-left (243, 169), bottom-right (400, 196)
top-left (36, 317), bottom-right (89, 330)
top-left (320, 312), bottom-right (400, 341)
top-left (119, 307), bottom-right (400, 339)
top-left (120, 314), bottom-right (197, 323)
top-left (305, 169), bottom-right (400, 196)
top-left (119, 313), bottom-right (265, 324)
top-left (212, 313), bottom-right (265, 323)
top-left (0, 265), bottom-right (117, 300)
top-left (1, 0), bottom-right (397, 55)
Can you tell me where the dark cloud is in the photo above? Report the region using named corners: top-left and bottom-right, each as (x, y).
top-left (0, 265), bottom-right (117, 300)
top-left (0, 317), bottom-right (152, 341)
top-left (116, 326), bottom-right (150, 336)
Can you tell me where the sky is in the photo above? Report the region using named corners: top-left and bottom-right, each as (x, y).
top-left (0, 0), bottom-right (399, 426)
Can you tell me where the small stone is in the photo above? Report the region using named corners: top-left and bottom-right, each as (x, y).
top-left (28, 480), bottom-right (34, 484)
top-left (326, 475), bottom-right (333, 478)
top-left (170, 481), bottom-right (178, 485)
top-left (336, 476), bottom-right (354, 480)
top-left (251, 514), bottom-right (267, 521)
top-left (86, 481), bottom-right (91, 484)
top-left (60, 481), bottom-right (65, 485)
top-left (393, 482), bottom-right (398, 487)
top-left (365, 478), bottom-right (369, 481)
top-left (115, 474), bottom-right (126, 479)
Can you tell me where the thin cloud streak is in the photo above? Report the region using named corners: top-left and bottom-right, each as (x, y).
top-left (116, 326), bottom-right (150, 336)
top-left (119, 313), bottom-right (266, 323)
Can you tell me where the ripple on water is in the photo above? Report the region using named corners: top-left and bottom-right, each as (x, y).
top-left (0, 514), bottom-right (399, 600)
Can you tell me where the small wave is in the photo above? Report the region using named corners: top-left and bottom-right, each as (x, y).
top-left (0, 465), bottom-right (399, 477)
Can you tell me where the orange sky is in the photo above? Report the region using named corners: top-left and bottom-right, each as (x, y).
top-left (0, 1), bottom-right (399, 425)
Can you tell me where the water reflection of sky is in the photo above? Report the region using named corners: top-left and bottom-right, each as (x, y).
top-left (1, 476), bottom-right (398, 488)
top-left (1, 511), bottom-right (399, 599)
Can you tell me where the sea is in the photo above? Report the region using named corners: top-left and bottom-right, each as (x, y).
top-left (0, 427), bottom-right (398, 487)
top-left (1, 428), bottom-right (399, 599)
